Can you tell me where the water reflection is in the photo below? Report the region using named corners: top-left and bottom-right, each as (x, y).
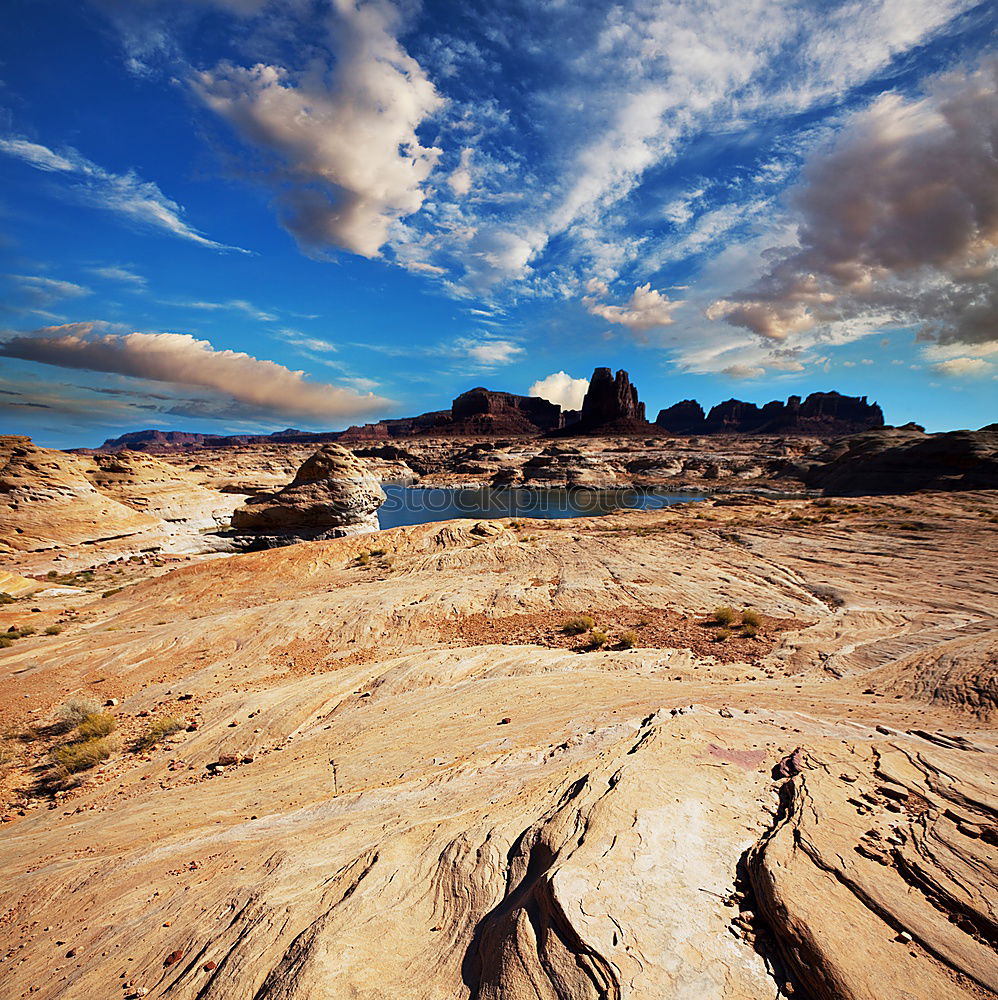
top-left (377, 483), bottom-right (706, 530)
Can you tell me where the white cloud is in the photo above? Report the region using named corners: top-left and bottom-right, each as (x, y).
top-left (179, 298), bottom-right (278, 322)
top-left (529, 371), bottom-right (589, 410)
top-left (448, 147), bottom-right (474, 196)
top-left (932, 357), bottom-right (993, 377)
top-left (0, 135), bottom-right (245, 251)
top-left (88, 265), bottom-right (147, 288)
top-left (3, 274), bottom-right (90, 310)
top-left (191, 0), bottom-right (443, 258)
top-left (0, 322), bottom-right (391, 420)
top-left (452, 336), bottom-right (523, 367)
top-left (583, 278), bottom-right (681, 331)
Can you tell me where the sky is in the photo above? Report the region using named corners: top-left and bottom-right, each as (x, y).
top-left (0, 0), bottom-right (995, 448)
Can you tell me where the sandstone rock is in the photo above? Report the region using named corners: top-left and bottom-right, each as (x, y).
top-left (655, 399), bottom-right (707, 434)
top-left (231, 445), bottom-right (385, 545)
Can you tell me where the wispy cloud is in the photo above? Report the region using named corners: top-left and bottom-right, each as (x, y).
top-left (87, 265), bottom-right (147, 288)
top-left (0, 136), bottom-right (247, 252)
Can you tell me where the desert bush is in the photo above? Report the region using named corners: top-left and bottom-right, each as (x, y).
top-left (135, 717), bottom-right (184, 750)
top-left (368, 547), bottom-right (386, 557)
top-left (584, 629), bottom-right (609, 650)
top-left (713, 606), bottom-right (738, 627)
top-left (0, 592), bottom-right (15, 605)
top-left (58, 697), bottom-right (102, 727)
top-left (102, 587), bottom-right (124, 599)
top-left (44, 625), bottom-right (63, 635)
top-left (17, 626), bottom-right (36, 637)
top-left (741, 608), bottom-right (762, 628)
top-left (0, 636), bottom-right (12, 649)
top-left (741, 624), bottom-right (759, 639)
top-left (77, 712), bottom-right (116, 740)
top-left (355, 551), bottom-right (370, 566)
top-left (618, 630), bottom-right (638, 649)
top-left (51, 738), bottom-right (112, 775)
top-left (46, 570), bottom-right (58, 579)
top-left (562, 615), bottom-right (595, 635)
top-left (712, 628), bottom-right (731, 643)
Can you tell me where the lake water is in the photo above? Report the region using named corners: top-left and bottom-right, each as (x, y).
top-left (377, 484), bottom-right (707, 530)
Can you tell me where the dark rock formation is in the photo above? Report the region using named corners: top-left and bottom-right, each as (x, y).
top-left (560, 368), bottom-right (651, 436)
top-left (230, 445), bottom-right (384, 547)
top-left (655, 400), bottom-right (706, 434)
top-left (654, 391), bottom-right (884, 437)
top-left (450, 388), bottom-right (563, 435)
top-left (705, 399), bottom-right (765, 433)
top-left (784, 424), bottom-right (998, 495)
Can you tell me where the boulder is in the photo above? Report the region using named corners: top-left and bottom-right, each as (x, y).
top-left (231, 445), bottom-right (385, 545)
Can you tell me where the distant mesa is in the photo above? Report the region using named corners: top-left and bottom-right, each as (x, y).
top-left (656, 391), bottom-right (885, 437)
top-left (230, 444), bottom-right (384, 547)
top-left (93, 368), bottom-right (886, 452)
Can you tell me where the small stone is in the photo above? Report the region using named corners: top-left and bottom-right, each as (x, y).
top-left (498, 717), bottom-right (511, 725)
top-left (897, 931), bottom-right (913, 943)
top-left (718, 707), bottom-right (733, 718)
top-left (203, 961), bottom-right (216, 971)
top-left (217, 753), bottom-right (241, 767)
top-left (105, 698), bottom-right (119, 707)
top-left (164, 949), bottom-right (184, 967)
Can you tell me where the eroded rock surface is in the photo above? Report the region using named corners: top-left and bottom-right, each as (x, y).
top-left (0, 491), bottom-right (994, 999)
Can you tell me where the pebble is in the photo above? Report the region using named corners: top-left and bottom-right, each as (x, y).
top-left (164, 949), bottom-right (184, 967)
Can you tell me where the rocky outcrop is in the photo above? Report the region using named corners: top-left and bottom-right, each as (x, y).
top-left (560, 368), bottom-right (651, 436)
top-left (230, 444), bottom-right (384, 545)
top-left (655, 391), bottom-right (884, 436)
top-left (655, 399), bottom-right (707, 434)
top-left (517, 444), bottom-right (620, 486)
top-left (787, 423), bottom-right (998, 494)
top-left (450, 388), bottom-right (564, 435)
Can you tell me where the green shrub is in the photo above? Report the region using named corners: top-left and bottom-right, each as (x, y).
top-left (17, 626), bottom-right (35, 637)
top-left (46, 570), bottom-right (58, 579)
top-left (77, 712), bottom-right (116, 739)
top-left (0, 593), bottom-right (15, 605)
top-left (618, 630), bottom-right (638, 649)
top-left (44, 625), bottom-right (63, 636)
top-left (712, 628), bottom-right (731, 643)
top-left (562, 615), bottom-right (596, 635)
top-left (0, 636), bottom-right (12, 649)
top-left (355, 551), bottom-right (370, 566)
top-left (713, 606), bottom-right (738, 627)
top-left (741, 624), bottom-right (759, 639)
top-left (741, 608), bottom-right (762, 628)
top-left (51, 738), bottom-right (112, 775)
top-left (102, 587), bottom-right (124, 599)
top-left (584, 629), bottom-right (609, 650)
top-left (135, 717), bottom-right (184, 750)
top-left (58, 697), bottom-right (102, 727)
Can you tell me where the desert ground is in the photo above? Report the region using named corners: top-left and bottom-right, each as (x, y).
top-left (0, 444), bottom-right (995, 1000)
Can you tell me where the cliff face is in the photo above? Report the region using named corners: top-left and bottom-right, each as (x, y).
top-left (450, 388), bottom-right (564, 434)
top-left (656, 391), bottom-right (884, 436)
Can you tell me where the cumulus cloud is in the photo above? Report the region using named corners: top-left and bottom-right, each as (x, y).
top-left (583, 278), bottom-right (681, 331)
top-left (191, 0), bottom-right (443, 258)
top-left (0, 136), bottom-right (246, 251)
top-left (709, 60), bottom-right (998, 355)
top-left (0, 322), bottom-right (391, 420)
top-left (529, 371), bottom-right (589, 410)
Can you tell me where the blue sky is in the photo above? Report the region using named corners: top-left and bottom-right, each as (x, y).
top-left (1, 0), bottom-right (995, 448)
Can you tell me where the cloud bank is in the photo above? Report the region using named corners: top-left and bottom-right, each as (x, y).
top-left (583, 279), bottom-right (681, 331)
top-left (192, 0), bottom-right (443, 258)
top-left (0, 323), bottom-right (391, 420)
